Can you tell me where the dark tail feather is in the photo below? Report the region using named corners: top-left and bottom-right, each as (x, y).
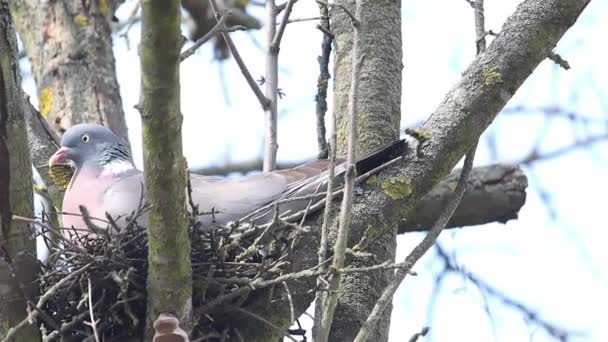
top-left (355, 139), bottom-right (407, 176)
top-left (331, 139), bottom-right (407, 186)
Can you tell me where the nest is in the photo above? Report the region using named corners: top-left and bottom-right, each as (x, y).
top-left (35, 205), bottom-right (307, 341)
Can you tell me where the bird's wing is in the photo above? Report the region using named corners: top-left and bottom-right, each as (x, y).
top-left (102, 171), bottom-right (148, 226)
top-left (189, 172), bottom-right (290, 225)
top-left (101, 171), bottom-right (293, 227)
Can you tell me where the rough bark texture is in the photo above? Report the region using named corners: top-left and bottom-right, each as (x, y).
top-left (10, 0), bottom-right (129, 141)
top-left (333, 0), bottom-right (402, 156)
top-left (330, 0), bottom-right (403, 340)
top-left (400, 164), bottom-right (527, 233)
top-left (0, 2), bottom-right (39, 339)
top-left (226, 0), bottom-right (589, 339)
top-left (23, 101), bottom-right (63, 207)
top-left (140, 0), bottom-right (192, 337)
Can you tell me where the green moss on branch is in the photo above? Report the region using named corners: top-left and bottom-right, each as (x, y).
top-left (139, 0), bottom-right (192, 337)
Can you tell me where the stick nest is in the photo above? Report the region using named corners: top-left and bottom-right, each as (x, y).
top-left (36, 207), bottom-right (305, 341)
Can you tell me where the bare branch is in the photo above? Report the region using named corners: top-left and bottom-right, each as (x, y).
top-left (1, 264), bottom-right (92, 342)
top-left (314, 0), bottom-right (332, 159)
top-left (208, 0), bottom-right (271, 110)
top-left (139, 0), bottom-right (192, 335)
top-left (548, 51), bottom-right (571, 70)
top-left (312, 97), bottom-right (337, 340)
top-left (263, 0), bottom-right (280, 172)
top-left (86, 278), bottom-right (100, 342)
top-left (317, 1), bottom-right (363, 338)
top-left (272, 0), bottom-right (298, 49)
top-left (180, 14), bottom-right (228, 62)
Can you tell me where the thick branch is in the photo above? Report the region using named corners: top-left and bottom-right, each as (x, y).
top-left (139, 0), bottom-right (192, 337)
top-left (0, 2), bottom-right (40, 339)
top-left (400, 164), bottom-right (526, 232)
top-left (226, 0), bottom-right (590, 339)
top-left (10, 0), bottom-right (129, 141)
top-left (328, 0), bottom-right (402, 340)
top-left (22, 101), bottom-right (63, 206)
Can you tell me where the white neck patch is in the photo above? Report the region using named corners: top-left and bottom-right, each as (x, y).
top-left (100, 160), bottom-right (136, 177)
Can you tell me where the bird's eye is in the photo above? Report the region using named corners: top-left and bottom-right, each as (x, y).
top-left (81, 134), bottom-right (90, 143)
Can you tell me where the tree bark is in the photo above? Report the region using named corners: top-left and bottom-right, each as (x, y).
top-left (0, 1), bottom-right (40, 339)
top-left (10, 0), bottom-right (129, 141)
top-left (23, 101), bottom-right (63, 208)
top-left (225, 0), bottom-right (589, 339)
top-left (139, 0), bottom-right (192, 338)
top-left (400, 164), bottom-right (527, 233)
top-left (329, 0), bottom-right (403, 340)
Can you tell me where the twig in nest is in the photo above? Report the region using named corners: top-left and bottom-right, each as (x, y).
top-left (85, 278), bottom-right (101, 342)
top-left (1, 263), bottom-right (92, 342)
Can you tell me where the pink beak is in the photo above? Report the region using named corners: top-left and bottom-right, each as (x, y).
top-left (49, 147), bottom-right (69, 167)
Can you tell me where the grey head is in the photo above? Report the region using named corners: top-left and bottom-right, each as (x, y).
top-left (49, 123), bottom-right (132, 169)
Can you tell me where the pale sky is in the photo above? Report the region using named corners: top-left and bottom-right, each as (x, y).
top-left (23, 0), bottom-right (608, 341)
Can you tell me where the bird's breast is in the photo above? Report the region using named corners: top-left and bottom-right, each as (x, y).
top-left (61, 173), bottom-right (115, 232)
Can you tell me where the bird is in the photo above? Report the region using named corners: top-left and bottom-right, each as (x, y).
top-left (48, 123), bottom-right (405, 234)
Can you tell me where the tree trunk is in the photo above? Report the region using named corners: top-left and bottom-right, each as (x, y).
top-left (139, 0), bottom-right (192, 338)
top-left (329, 0), bottom-right (402, 340)
top-left (0, 1), bottom-right (40, 339)
top-left (10, 0), bottom-right (129, 141)
top-left (227, 0), bottom-right (588, 339)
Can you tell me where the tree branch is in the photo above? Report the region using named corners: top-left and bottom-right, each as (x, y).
top-left (317, 1), bottom-right (363, 337)
top-left (263, 0), bottom-right (279, 172)
top-left (0, 3), bottom-right (40, 339)
top-left (354, 129), bottom-right (476, 342)
top-left (180, 14), bottom-right (228, 62)
top-left (399, 164), bottom-right (526, 232)
top-left (314, 1), bottom-right (332, 159)
top-left (208, 0), bottom-right (270, 110)
top-left (139, 0), bottom-right (192, 337)
top-left (224, 0), bottom-right (590, 339)
top-left (10, 0), bottom-right (129, 141)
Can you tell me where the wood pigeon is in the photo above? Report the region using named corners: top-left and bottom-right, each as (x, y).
top-left (49, 124), bottom-right (405, 233)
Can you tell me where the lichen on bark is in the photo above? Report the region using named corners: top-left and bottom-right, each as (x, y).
top-left (330, 0), bottom-right (403, 340)
top-left (10, 0), bottom-right (129, 141)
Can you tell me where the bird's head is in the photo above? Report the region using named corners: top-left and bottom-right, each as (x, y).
top-left (49, 123), bottom-right (132, 171)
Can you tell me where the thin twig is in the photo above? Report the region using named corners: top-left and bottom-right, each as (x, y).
top-left (520, 133), bottom-right (608, 165)
top-left (208, 0), bottom-right (271, 110)
top-left (262, 0), bottom-right (298, 171)
top-left (1, 264), bottom-right (93, 342)
top-left (312, 40), bottom-right (336, 337)
top-left (117, 1), bottom-right (141, 48)
top-left (272, 0), bottom-right (298, 49)
top-left (282, 282), bottom-right (295, 325)
top-left (317, 0), bottom-right (363, 338)
top-left (278, 16), bottom-right (322, 25)
top-left (235, 308), bottom-right (298, 342)
top-left (548, 51), bottom-right (570, 70)
top-left (353, 144), bottom-right (476, 342)
top-left (408, 326), bottom-right (430, 342)
top-left (180, 14), bottom-right (228, 62)
top-left (86, 278), bottom-right (100, 342)
top-left (314, 0), bottom-right (332, 159)
top-left (435, 243), bottom-right (575, 341)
